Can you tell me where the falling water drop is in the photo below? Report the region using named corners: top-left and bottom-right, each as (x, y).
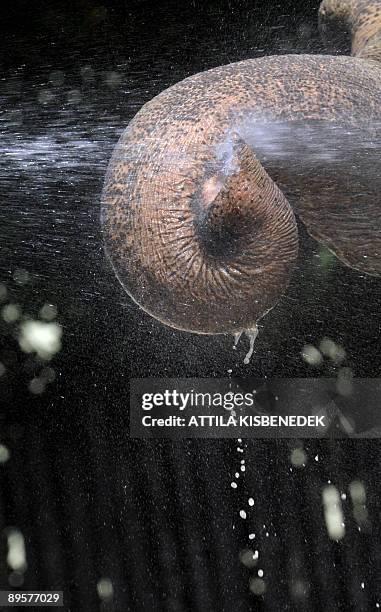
top-left (243, 326), bottom-right (259, 364)
top-left (232, 326), bottom-right (259, 364)
top-left (233, 331), bottom-right (243, 349)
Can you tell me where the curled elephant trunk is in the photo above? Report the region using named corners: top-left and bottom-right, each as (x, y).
top-left (101, 129), bottom-right (298, 335)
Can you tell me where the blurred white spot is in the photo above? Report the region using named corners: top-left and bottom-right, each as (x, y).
top-left (6, 529), bottom-right (27, 572)
top-left (258, 569), bottom-right (264, 577)
top-left (97, 577), bottom-right (113, 601)
top-left (249, 577), bottom-right (266, 595)
top-left (2, 304), bottom-right (21, 323)
top-left (322, 485), bottom-right (345, 540)
top-left (323, 337), bottom-right (343, 366)
top-left (239, 510), bottom-right (247, 519)
top-left (248, 498), bottom-right (254, 506)
top-left (231, 482), bottom-right (237, 489)
top-left (349, 480), bottom-right (366, 504)
top-left (249, 534), bottom-right (255, 540)
top-left (19, 320), bottom-right (62, 360)
top-left (290, 448), bottom-right (307, 468)
top-left (0, 445), bottom-right (10, 463)
top-left (349, 480), bottom-right (368, 525)
top-left (39, 303), bottom-right (58, 321)
top-left (239, 549), bottom-right (258, 568)
top-left (301, 345), bottom-right (322, 366)
top-left (29, 378), bottom-right (46, 395)
top-left (319, 337), bottom-right (346, 363)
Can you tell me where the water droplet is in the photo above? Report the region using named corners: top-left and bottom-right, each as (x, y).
top-left (244, 326), bottom-right (258, 364)
top-left (233, 331), bottom-right (242, 348)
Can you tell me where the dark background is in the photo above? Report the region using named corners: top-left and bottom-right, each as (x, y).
top-left (0, 0), bottom-right (380, 610)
